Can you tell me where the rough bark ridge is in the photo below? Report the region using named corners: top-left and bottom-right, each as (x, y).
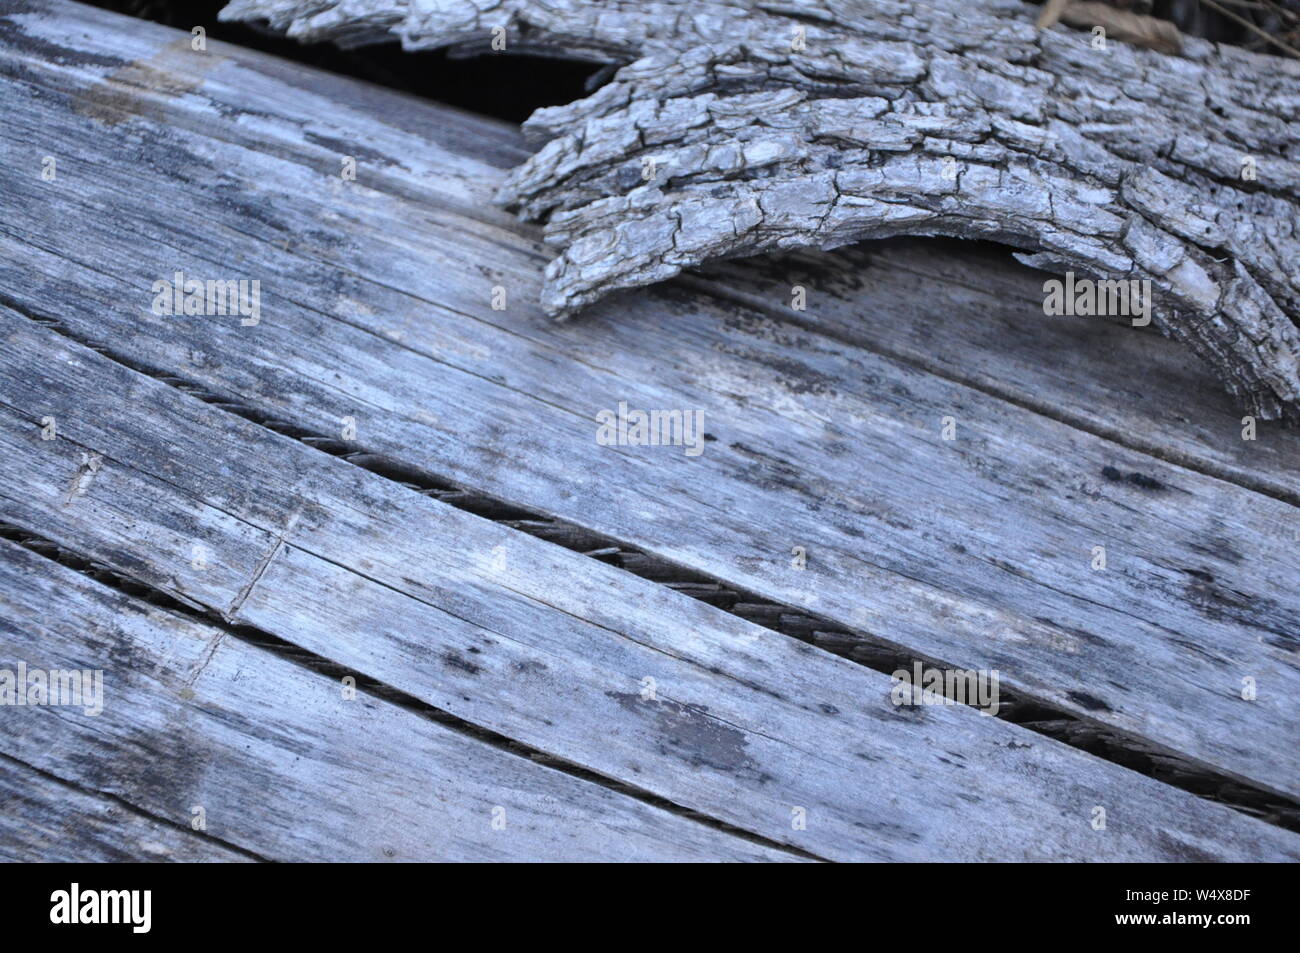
top-left (221, 0), bottom-right (1300, 419)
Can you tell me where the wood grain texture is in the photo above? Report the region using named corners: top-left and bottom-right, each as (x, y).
top-left (0, 755), bottom-right (255, 862)
top-left (6, 3), bottom-right (1300, 803)
top-left (220, 0), bottom-right (1300, 419)
top-left (1, 312), bottom-right (1296, 861)
top-left (0, 537), bottom-right (793, 862)
top-left (1, 1), bottom-right (1298, 859)
top-left (11, 0), bottom-right (1295, 491)
top-left (690, 240), bottom-right (1300, 506)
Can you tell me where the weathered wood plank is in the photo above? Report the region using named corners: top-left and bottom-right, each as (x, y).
top-left (1, 312), bottom-right (1297, 861)
top-left (1, 29), bottom-right (1297, 808)
top-left (0, 537), bottom-right (793, 862)
top-left (691, 241), bottom-right (1300, 505)
top-left (0, 754), bottom-right (254, 862)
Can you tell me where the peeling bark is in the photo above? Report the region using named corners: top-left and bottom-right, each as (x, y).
top-left (222, 0), bottom-right (1300, 418)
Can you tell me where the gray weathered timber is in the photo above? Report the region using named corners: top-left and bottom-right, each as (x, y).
top-left (220, 0), bottom-right (1300, 419)
top-left (689, 241), bottom-right (1300, 506)
top-left (9, 0), bottom-right (1295, 494)
top-left (0, 754), bottom-right (255, 862)
top-left (0, 538), bottom-right (794, 862)
top-left (1, 313), bottom-right (1296, 862)
top-left (1, 4), bottom-right (1298, 806)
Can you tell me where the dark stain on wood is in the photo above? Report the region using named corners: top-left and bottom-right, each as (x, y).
top-left (1101, 465), bottom-right (1168, 492)
top-left (1187, 535), bottom-right (1245, 565)
top-left (441, 649), bottom-right (482, 676)
top-left (608, 691), bottom-right (765, 779)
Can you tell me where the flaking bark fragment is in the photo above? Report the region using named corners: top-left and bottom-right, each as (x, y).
top-left (223, 0), bottom-right (1300, 418)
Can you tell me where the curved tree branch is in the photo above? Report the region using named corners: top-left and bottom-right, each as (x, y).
top-left (222, 0), bottom-right (1300, 418)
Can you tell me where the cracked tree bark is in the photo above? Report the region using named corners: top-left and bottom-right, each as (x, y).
top-left (221, 0), bottom-right (1300, 419)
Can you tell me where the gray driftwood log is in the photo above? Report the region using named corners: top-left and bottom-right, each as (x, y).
top-left (220, 0), bottom-right (1300, 419)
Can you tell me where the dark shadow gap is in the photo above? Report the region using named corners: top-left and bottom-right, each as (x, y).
top-left (0, 524), bottom-right (821, 862)
top-left (80, 0), bottom-right (604, 123)
top-left (11, 297), bottom-right (1300, 836)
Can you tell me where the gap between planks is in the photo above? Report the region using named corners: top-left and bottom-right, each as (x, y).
top-left (2, 3), bottom-right (1300, 852)
top-left (11, 304), bottom-right (1297, 833)
top-left (0, 525), bottom-right (818, 861)
top-left (1, 187), bottom-right (1295, 806)
top-left (0, 306), bottom-right (1294, 863)
top-left (0, 750), bottom-right (262, 862)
